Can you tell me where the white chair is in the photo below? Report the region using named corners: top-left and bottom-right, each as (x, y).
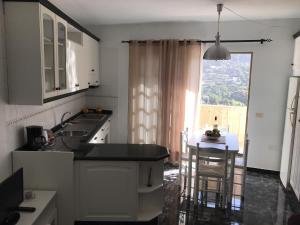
top-left (234, 138), bottom-right (249, 198)
top-left (194, 144), bottom-right (230, 208)
top-left (179, 128), bottom-right (190, 194)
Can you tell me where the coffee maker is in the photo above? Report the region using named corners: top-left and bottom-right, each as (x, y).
top-left (26, 126), bottom-right (47, 150)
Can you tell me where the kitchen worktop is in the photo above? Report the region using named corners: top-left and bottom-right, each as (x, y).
top-left (18, 110), bottom-right (169, 161)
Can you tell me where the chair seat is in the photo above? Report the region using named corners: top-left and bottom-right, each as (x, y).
top-left (198, 164), bottom-right (225, 178)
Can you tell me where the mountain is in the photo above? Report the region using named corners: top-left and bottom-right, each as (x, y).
top-left (201, 54), bottom-right (251, 106)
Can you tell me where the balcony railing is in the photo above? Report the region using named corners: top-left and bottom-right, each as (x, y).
top-left (199, 104), bottom-right (247, 153)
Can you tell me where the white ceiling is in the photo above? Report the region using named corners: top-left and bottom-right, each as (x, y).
top-left (49, 0), bottom-right (300, 25)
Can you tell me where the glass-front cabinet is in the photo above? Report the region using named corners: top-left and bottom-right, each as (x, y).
top-left (42, 8), bottom-right (56, 98)
top-left (56, 17), bottom-right (68, 94)
top-left (4, 1), bottom-right (100, 105)
top-left (41, 7), bottom-right (68, 99)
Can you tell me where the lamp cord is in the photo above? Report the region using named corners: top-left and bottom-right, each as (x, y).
top-left (224, 6), bottom-right (282, 28)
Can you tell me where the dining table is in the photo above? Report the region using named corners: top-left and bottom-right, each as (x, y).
top-left (186, 132), bottom-right (239, 207)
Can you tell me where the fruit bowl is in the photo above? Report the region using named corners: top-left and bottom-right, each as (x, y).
top-left (205, 135), bottom-right (220, 140)
top-left (204, 129), bottom-right (221, 140)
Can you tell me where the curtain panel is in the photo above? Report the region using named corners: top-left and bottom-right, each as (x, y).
top-left (128, 40), bottom-right (202, 161)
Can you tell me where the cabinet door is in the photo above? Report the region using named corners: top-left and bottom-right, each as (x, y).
top-left (56, 16), bottom-right (69, 95)
top-left (41, 7), bottom-right (57, 99)
top-left (67, 40), bottom-right (81, 92)
top-left (78, 161), bottom-right (138, 221)
top-left (84, 34), bottom-right (100, 87)
top-left (90, 38), bottom-right (100, 86)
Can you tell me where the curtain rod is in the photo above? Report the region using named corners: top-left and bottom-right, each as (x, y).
top-left (121, 39), bottom-right (272, 44)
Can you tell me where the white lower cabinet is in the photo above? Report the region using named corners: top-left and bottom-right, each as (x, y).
top-left (76, 161), bottom-right (139, 221)
top-left (75, 160), bottom-right (164, 222)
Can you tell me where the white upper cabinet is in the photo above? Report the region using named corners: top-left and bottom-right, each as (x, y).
top-left (41, 8), bottom-right (57, 99)
top-left (293, 35), bottom-right (300, 76)
top-left (4, 1), bottom-right (100, 105)
top-left (83, 34), bottom-right (100, 87)
top-left (41, 8), bottom-right (69, 99)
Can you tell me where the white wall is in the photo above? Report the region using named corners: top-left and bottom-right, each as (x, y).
top-left (87, 19), bottom-right (300, 171)
top-left (0, 1), bottom-right (87, 181)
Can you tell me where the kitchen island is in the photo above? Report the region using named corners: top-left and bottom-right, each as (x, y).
top-left (13, 111), bottom-right (169, 224)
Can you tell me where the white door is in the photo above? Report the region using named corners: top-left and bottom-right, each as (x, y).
top-left (41, 6), bottom-right (57, 99)
top-left (78, 161), bottom-right (138, 221)
top-left (293, 36), bottom-right (300, 76)
top-left (280, 77), bottom-right (299, 188)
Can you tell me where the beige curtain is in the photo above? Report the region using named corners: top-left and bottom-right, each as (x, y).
top-left (128, 40), bottom-right (202, 162)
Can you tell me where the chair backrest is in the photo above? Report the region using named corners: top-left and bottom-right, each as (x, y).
top-left (180, 128), bottom-right (189, 154)
top-left (196, 143), bottom-right (230, 176)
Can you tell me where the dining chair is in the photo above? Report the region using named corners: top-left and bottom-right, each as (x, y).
top-left (179, 128), bottom-right (189, 194)
top-left (234, 138), bottom-right (249, 198)
top-left (194, 144), bottom-right (230, 208)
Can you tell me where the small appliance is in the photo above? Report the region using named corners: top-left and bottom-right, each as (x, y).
top-left (26, 126), bottom-right (47, 150)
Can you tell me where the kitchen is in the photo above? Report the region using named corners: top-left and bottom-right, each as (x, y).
top-left (0, 0), bottom-right (300, 225)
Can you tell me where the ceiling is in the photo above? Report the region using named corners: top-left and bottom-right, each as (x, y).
top-left (49, 0), bottom-right (300, 25)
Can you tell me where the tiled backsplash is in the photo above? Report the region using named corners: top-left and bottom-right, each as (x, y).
top-left (6, 93), bottom-right (86, 151)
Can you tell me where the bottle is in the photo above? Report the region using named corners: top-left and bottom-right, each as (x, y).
top-left (213, 116), bottom-right (218, 130)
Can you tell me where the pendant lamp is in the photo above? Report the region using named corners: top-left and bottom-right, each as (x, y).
top-left (203, 4), bottom-right (231, 60)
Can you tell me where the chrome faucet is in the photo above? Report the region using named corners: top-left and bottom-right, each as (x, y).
top-left (61, 112), bottom-right (71, 128)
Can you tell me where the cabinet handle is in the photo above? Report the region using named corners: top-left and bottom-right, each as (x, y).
top-left (101, 138), bottom-right (104, 141)
top-left (95, 81), bottom-right (99, 83)
top-left (94, 137), bottom-right (98, 140)
top-left (88, 82), bottom-right (90, 85)
top-left (55, 87), bottom-right (60, 90)
top-left (91, 69), bottom-right (95, 72)
top-left (101, 129), bottom-right (104, 131)
top-left (75, 84), bottom-right (80, 87)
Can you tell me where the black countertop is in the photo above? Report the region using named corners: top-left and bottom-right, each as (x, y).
top-left (19, 110), bottom-right (169, 161)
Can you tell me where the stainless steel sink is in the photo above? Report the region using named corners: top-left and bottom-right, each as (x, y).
top-left (76, 114), bottom-right (106, 120)
top-left (56, 130), bottom-right (88, 137)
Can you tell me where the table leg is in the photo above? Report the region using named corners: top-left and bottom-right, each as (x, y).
top-left (187, 147), bottom-right (192, 199)
top-left (228, 153), bottom-right (236, 208)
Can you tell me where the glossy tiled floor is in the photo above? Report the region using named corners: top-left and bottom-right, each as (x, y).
top-left (159, 164), bottom-right (300, 225)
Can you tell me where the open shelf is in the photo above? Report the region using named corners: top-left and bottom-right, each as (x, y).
top-left (137, 188), bottom-right (163, 221)
top-left (138, 160), bottom-right (164, 194)
top-left (137, 209), bottom-right (162, 221)
top-left (138, 184), bottom-right (163, 193)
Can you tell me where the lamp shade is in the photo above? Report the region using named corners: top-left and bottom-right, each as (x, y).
top-left (203, 44), bottom-right (231, 60)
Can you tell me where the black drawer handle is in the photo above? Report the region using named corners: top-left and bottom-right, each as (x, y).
top-left (94, 137), bottom-right (98, 140)
top-left (91, 69), bottom-right (95, 72)
top-left (55, 87), bottom-right (60, 90)
top-left (75, 84), bottom-right (80, 87)
top-left (95, 81), bottom-right (99, 83)
top-left (101, 139), bottom-right (104, 141)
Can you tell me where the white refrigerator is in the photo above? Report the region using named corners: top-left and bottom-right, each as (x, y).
top-left (280, 76), bottom-right (300, 188)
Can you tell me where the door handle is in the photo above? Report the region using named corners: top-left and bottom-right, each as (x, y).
top-left (291, 95), bottom-right (298, 110)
